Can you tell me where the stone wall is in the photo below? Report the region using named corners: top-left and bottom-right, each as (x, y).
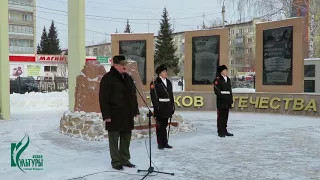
top-left (144, 92), bottom-right (320, 117)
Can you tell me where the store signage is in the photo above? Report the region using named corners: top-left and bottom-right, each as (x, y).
top-left (97, 56), bottom-right (111, 63)
top-left (37, 55), bottom-right (67, 62)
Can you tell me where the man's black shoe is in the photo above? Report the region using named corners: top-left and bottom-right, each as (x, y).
top-left (218, 133), bottom-right (225, 137)
top-left (123, 162), bottom-right (136, 168)
top-left (158, 145), bottom-right (164, 150)
top-left (225, 132), bottom-right (233, 136)
top-left (164, 144), bottom-right (173, 148)
top-left (113, 165), bottom-right (123, 170)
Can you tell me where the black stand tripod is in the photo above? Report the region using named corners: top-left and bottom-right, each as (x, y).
top-left (133, 83), bottom-right (174, 179)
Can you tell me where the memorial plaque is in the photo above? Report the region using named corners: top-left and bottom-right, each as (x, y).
top-left (304, 80), bottom-right (315, 92)
top-left (119, 40), bottom-right (147, 84)
top-left (263, 26), bottom-right (293, 85)
top-left (304, 65), bottom-right (315, 77)
top-left (192, 35), bottom-right (220, 84)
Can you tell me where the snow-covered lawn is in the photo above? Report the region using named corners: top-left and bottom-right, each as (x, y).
top-left (1, 91), bottom-right (320, 180)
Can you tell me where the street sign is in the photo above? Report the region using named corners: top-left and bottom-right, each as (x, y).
top-left (97, 56), bottom-right (110, 63)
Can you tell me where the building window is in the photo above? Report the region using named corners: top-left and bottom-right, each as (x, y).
top-left (22, 14), bottom-right (32, 22)
top-left (9, 13), bottom-right (20, 21)
top-left (304, 80), bottom-right (315, 93)
top-left (239, 29), bottom-right (244, 33)
top-left (93, 48), bottom-right (98, 56)
top-left (9, 25), bottom-right (33, 34)
top-left (44, 66), bottom-right (57, 72)
top-left (9, 39), bottom-right (33, 47)
top-left (247, 48), bottom-right (252, 53)
top-left (304, 65), bottom-right (315, 77)
top-left (9, 0), bottom-right (33, 6)
top-left (248, 38), bottom-right (253, 43)
top-left (248, 27), bottom-right (253, 32)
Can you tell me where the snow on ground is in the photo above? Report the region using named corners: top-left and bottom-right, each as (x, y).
top-left (1, 91), bottom-right (320, 180)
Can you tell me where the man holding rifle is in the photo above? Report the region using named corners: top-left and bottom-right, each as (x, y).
top-left (213, 65), bottom-right (234, 138)
top-left (150, 64), bottom-right (175, 150)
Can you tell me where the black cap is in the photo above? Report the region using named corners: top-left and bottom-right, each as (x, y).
top-left (112, 55), bottom-right (128, 65)
top-left (217, 65), bottom-right (228, 73)
top-left (155, 64), bottom-right (167, 75)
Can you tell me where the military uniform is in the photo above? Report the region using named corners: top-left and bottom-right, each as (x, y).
top-left (213, 65), bottom-right (234, 137)
top-left (150, 64), bottom-right (175, 150)
top-left (99, 55), bottom-right (139, 170)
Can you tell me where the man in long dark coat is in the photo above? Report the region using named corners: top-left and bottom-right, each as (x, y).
top-left (213, 65), bottom-right (234, 137)
top-left (99, 55), bottom-right (140, 170)
top-left (150, 64), bottom-right (175, 150)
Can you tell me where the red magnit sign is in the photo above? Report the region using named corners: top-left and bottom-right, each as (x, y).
top-left (37, 55), bottom-right (67, 62)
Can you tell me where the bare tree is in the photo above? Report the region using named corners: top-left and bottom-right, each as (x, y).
top-left (221, 0), bottom-right (320, 58)
top-left (307, 0), bottom-right (320, 58)
top-left (208, 17), bottom-right (223, 28)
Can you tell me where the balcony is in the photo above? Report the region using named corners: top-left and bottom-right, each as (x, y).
top-left (9, 46), bottom-right (34, 53)
top-left (9, 0), bottom-right (33, 12)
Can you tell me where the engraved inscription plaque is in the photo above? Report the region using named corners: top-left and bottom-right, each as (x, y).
top-left (263, 26), bottom-right (293, 85)
top-left (192, 35), bottom-right (220, 85)
top-left (119, 40), bottom-right (147, 84)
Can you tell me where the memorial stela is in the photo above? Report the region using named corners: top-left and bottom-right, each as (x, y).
top-left (119, 40), bottom-right (147, 84)
top-left (191, 35), bottom-right (220, 85)
top-left (263, 26), bottom-right (293, 85)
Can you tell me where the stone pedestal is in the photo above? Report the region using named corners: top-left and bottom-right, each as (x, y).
top-left (59, 108), bottom-right (195, 141)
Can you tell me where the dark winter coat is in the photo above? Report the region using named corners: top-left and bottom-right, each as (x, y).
top-left (99, 66), bottom-right (139, 131)
top-left (213, 74), bottom-right (233, 109)
top-left (150, 77), bottom-right (175, 118)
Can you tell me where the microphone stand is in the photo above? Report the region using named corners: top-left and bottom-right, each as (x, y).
top-left (132, 81), bottom-right (174, 180)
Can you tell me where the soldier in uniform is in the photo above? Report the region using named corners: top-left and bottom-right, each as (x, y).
top-left (99, 55), bottom-right (140, 170)
top-left (150, 64), bottom-right (175, 150)
top-left (213, 65), bottom-right (234, 137)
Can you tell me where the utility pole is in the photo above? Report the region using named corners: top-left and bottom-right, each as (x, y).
top-left (222, 0), bottom-right (225, 27)
top-left (202, 13), bottom-right (206, 29)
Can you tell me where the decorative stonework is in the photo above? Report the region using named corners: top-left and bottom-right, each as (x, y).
top-left (59, 108), bottom-right (195, 141)
top-left (74, 61), bottom-right (106, 113)
top-left (126, 61), bottom-right (148, 108)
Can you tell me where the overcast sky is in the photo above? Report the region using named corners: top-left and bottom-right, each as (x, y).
top-left (36, 0), bottom-right (255, 50)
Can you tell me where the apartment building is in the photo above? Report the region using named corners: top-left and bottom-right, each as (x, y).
top-left (8, 0), bottom-right (36, 54)
top-left (227, 18), bottom-right (265, 75)
top-left (84, 43), bottom-right (112, 57)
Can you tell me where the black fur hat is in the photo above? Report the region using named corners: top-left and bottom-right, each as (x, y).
top-left (155, 64), bottom-right (167, 75)
top-left (112, 54), bottom-right (128, 65)
top-left (217, 65), bottom-right (228, 73)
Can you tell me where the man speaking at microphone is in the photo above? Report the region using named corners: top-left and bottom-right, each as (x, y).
top-left (213, 65), bottom-right (234, 138)
top-left (99, 55), bottom-right (140, 170)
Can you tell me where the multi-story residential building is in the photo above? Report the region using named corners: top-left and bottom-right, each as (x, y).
top-left (8, 0), bottom-right (36, 54)
top-left (227, 18), bottom-right (265, 75)
top-left (84, 43), bottom-right (112, 57)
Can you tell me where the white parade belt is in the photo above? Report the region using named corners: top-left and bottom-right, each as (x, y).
top-left (159, 98), bottom-right (170, 102)
top-left (220, 91), bottom-right (230, 94)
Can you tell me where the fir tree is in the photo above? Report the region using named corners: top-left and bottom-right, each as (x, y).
top-left (38, 26), bottom-right (49, 54)
top-left (36, 44), bottom-right (41, 54)
top-left (124, 19), bottom-right (131, 33)
top-left (154, 8), bottom-right (180, 75)
top-left (47, 20), bottom-right (61, 54)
